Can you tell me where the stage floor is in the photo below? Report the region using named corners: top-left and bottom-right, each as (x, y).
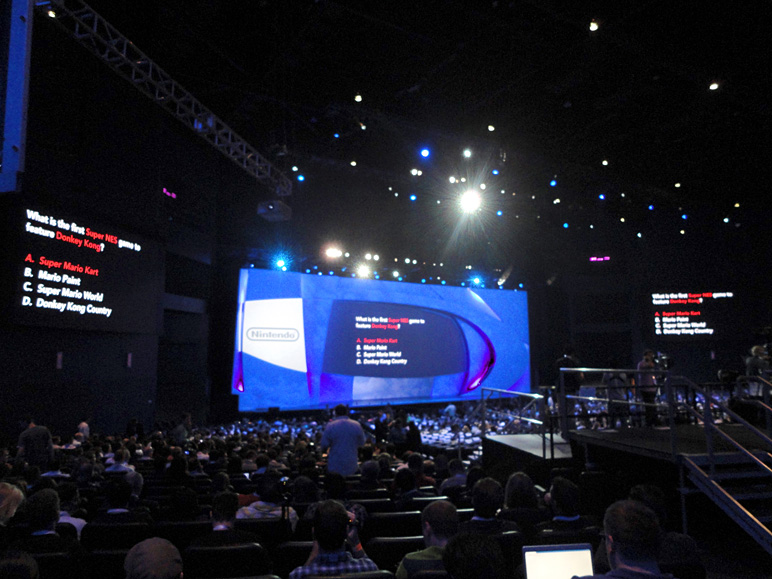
top-left (486, 433), bottom-right (573, 460)
top-left (567, 423), bottom-right (766, 462)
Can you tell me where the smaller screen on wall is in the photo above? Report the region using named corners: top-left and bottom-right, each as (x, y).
top-left (649, 290), bottom-right (736, 339)
top-left (4, 203), bottom-right (163, 334)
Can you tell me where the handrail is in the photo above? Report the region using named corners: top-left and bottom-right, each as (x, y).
top-left (681, 455), bottom-right (772, 551)
top-left (668, 375), bottom-right (772, 479)
top-left (480, 386), bottom-right (552, 459)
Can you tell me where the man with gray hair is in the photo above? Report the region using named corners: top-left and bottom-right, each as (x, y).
top-left (124, 538), bottom-right (182, 579)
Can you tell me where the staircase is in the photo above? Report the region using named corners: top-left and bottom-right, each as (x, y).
top-left (674, 375), bottom-right (772, 556)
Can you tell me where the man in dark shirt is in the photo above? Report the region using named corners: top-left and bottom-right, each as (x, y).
top-left (573, 500), bottom-right (674, 579)
top-left (459, 478), bottom-right (520, 535)
top-left (17, 418), bottom-right (54, 471)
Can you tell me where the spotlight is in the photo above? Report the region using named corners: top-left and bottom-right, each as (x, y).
top-left (365, 253), bottom-right (372, 260)
top-left (460, 190), bottom-right (481, 213)
top-left (420, 148), bottom-right (430, 158)
top-left (325, 247), bottom-right (343, 258)
top-left (276, 259), bottom-right (285, 268)
top-left (357, 265), bottom-right (370, 278)
top-left (355, 94), bottom-right (363, 102)
top-left (589, 19), bottom-right (599, 32)
top-left (488, 125), bottom-right (495, 132)
top-left (463, 149), bottom-right (472, 158)
top-left (709, 82), bottom-right (720, 91)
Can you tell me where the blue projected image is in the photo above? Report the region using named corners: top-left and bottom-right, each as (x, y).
top-left (231, 270), bottom-right (530, 410)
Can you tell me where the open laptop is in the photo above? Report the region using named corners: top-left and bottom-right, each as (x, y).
top-left (522, 543), bottom-right (595, 579)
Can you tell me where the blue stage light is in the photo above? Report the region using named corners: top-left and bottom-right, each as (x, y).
top-left (599, 194), bottom-right (605, 200)
top-left (550, 179), bottom-right (557, 187)
top-left (519, 283), bottom-right (524, 288)
top-left (420, 148), bottom-right (430, 158)
top-left (297, 175), bottom-right (305, 181)
top-left (492, 169), bottom-right (499, 175)
top-left (421, 279), bottom-right (426, 283)
top-left (648, 205), bottom-right (654, 210)
top-left (305, 269), bottom-right (311, 273)
top-left (441, 280), bottom-right (446, 285)
top-left (276, 259), bottom-right (285, 268)
top-left (497, 210), bottom-right (503, 216)
top-left (333, 133), bottom-right (340, 138)
top-left (681, 214), bottom-right (688, 220)
top-left (563, 222), bottom-right (569, 228)
top-left (410, 195), bottom-right (417, 201)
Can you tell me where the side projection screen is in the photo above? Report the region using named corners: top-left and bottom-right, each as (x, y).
top-left (231, 269), bottom-right (530, 411)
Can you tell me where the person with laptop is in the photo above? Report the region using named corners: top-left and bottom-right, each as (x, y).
top-left (572, 499), bottom-right (674, 579)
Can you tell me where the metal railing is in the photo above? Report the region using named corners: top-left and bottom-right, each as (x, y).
top-left (479, 386), bottom-right (557, 459)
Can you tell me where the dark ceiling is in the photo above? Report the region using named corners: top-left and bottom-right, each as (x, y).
top-left (49, 0), bottom-right (772, 280)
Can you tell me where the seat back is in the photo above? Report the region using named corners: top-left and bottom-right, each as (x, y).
top-left (81, 522), bottom-right (152, 550)
top-left (154, 520), bottom-right (212, 551)
top-left (31, 551), bottom-right (78, 579)
top-left (365, 536), bottom-right (425, 573)
top-left (84, 549), bottom-right (131, 579)
top-left (306, 572), bottom-right (395, 579)
top-left (363, 511), bottom-right (422, 540)
top-left (272, 541), bottom-right (314, 579)
top-left (234, 517), bottom-right (293, 545)
top-left (357, 498), bottom-right (397, 513)
top-left (184, 542), bottom-right (272, 579)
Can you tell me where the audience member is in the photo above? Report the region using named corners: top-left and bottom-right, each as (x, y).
top-left (124, 537), bottom-right (183, 579)
top-left (289, 499), bottom-right (378, 578)
top-left (574, 500), bottom-right (670, 579)
top-left (438, 459), bottom-right (467, 495)
top-left (537, 476), bottom-right (595, 533)
top-left (56, 482), bottom-right (87, 539)
top-left (0, 551), bottom-right (39, 579)
top-left (592, 485), bottom-right (702, 575)
top-left (459, 477), bottom-right (520, 534)
top-left (237, 471), bottom-right (298, 531)
top-left (442, 532), bottom-right (506, 579)
top-left (396, 499), bottom-right (458, 579)
top-left (10, 488), bottom-right (80, 555)
top-left (321, 404), bottom-right (366, 476)
top-left (17, 418), bottom-right (54, 471)
top-left (92, 477), bottom-right (153, 524)
top-left (499, 471), bottom-right (549, 538)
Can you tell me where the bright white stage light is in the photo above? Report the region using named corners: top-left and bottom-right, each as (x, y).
top-left (460, 190), bottom-right (481, 213)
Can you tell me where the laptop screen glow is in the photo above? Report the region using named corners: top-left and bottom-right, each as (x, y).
top-left (523, 543), bottom-right (594, 579)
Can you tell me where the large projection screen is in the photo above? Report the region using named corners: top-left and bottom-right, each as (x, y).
top-left (231, 269), bottom-right (530, 411)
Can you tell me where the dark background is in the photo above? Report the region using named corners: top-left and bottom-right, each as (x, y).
top-left (1, 1), bottom-right (769, 444)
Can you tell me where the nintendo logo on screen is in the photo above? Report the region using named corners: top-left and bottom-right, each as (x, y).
top-left (246, 327), bottom-right (300, 342)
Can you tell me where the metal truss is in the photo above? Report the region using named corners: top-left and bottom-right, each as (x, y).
top-left (34, 0), bottom-right (292, 198)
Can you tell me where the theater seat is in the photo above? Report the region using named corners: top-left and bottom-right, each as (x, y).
top-left (362, 511), bottom-right (422, 540)
top-left (411, 571), bottom-right (450, 579)
top-left (357, 498), bottom-right (397, 513)
top-left (84, 549), bottom-right (131, 579)
top-left (305, 571), bottom-right (395, 579)
top-left (184, 542), bottom-right (272, 579)
top-left (30, 551), bottom-right (78, 579)
top-left (154, 520), bottom-right (212, 551)
top-left (80, 522), bottom-right (152, 550)
top-left (233, 518), bottom-right (293, 544)
top-left (272, 541), bottom-right (314, 579)
top-left (365, 536), bottom-right (425, 572)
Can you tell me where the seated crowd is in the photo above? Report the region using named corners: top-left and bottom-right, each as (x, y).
top-left (0, 409), bottom-right (705, 579)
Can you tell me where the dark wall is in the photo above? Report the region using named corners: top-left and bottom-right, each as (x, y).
top-left (0, 15), bottom-right (275, 444)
